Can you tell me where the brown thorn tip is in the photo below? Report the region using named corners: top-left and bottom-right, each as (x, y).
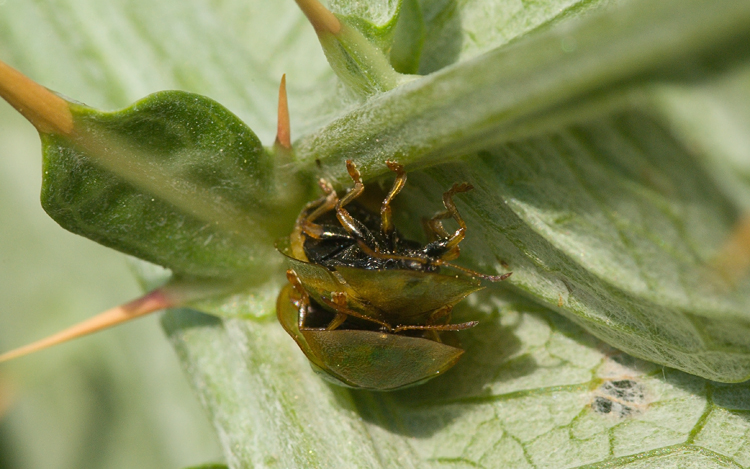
top-left (294, 0), bottom-right (341, 34)
top-left (0, 59), bottom-right (73, 135)
top-left (0, 289), bottom-right (174, 364)
top-left (275, 74), bottom-right (291, 150)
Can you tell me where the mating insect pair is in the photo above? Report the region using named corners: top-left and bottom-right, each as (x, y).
top-left (277, 160), bottom-right (511, 390)
top-left (0, 69), bottom-right (508, 393)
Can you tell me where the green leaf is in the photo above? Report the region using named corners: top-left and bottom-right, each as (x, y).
top-left (416, 0), bottom-right (604, 74)
top-left (329, 0), bottom-right (402, 52)
top-left (310, 4), bottom-right (406, 97)
top-left (41, 91), bottom-right (306, 280)
top-left (3, 0), bottom-right (750, 467)
top-left (390, 0), bottom-right (425, 74)
top-left (0, 107), bottom-right (222, 468)
top-left (164, 292), bottom-right (750, 468)
top-left (291, 0), bottom-right (750, 382)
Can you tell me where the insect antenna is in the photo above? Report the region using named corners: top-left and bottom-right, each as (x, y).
top-left (441, 262), bottom-right (513, 282)
top-left (393, 321), bottom-right (479, 333)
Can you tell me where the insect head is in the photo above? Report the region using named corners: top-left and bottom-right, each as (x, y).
top-left (276, 160), bottom-right (510, 390)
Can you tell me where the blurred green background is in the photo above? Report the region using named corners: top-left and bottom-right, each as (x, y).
top-left (0, 103), bottom-right (223, 468)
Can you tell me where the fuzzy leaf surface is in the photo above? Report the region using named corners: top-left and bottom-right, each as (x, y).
top-left (2, 0), bottom-right (750, 468)
top-left (164, 292), bottom-right (750, 468)
top-left (41, 91), bottom-right (303, 280)
top-left (293, 0), bottom-right (750, 382)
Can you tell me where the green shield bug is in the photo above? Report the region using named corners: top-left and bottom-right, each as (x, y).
top-left (276, 160), bottom-right (511, 390)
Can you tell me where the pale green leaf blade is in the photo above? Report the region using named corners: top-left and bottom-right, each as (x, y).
top-left (650, 66), bottom-right (750, 210)
top-left (165, 291), bottom-right (750, 468)
top-left (416, 0), bottom-right (608, 74)
top-left (296, 0), bottom-right (750, 176)
top-left (162, 309), bottom-right (389, 468)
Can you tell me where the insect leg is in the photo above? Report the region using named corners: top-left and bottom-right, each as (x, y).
top-left (380, 161), bottom-right (406, 240)
top-left (326, 292), bottom-right (350, 331)
top-left (286, 269), bottom-right (311, 328)
top-left (306, 179), bottom-right (339, 223)
top-left (439, 182), bottom-right (474, 252)
top-left (421, 216), bottom-right (449, 243)
top-left (393, 321), bottom-right (478, 333)
top-left (334, 160), bottom-right (366, 236)
top-left (428, 305), bottom-right (453, 325)
top-left (319, 293), bottom-right (393, 331)
top-left (422, 202), bottom-right (453, 241)
top-left (425, 305), bottom-right (453, 342)
top-left (291, 179), bottom-right (338, 260)
top-left (440, 261), bottom-right (513, 282)
top-left (420, 183), bottom-right (473, 261)
top-left (353, 238), bottom-right (431, 266)
top-left (392, 307), bottom-right (478, 336)
top-left (286, 270), bottom-right (309, 302)
top-left (332, 160), bottom-right (385, 251)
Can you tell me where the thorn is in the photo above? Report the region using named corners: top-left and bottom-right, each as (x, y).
top-left (0, 288), bottom-right (175, 364)
top-left (275, 74), bottom-right (292, 150)
top-left (0, 59), bottom-right (73, 135)
top-left (294, 0), bottom-right (341, 34)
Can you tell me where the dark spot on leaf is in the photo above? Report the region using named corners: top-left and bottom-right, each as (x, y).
top-left (593, 397), bottom-right (612, 414)
top-left (591, 378), bottom-right (647, 418)
top-left (603, 379), bottom-right (644, 403)
top-left (591, 396), bottom-right (633, 418)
